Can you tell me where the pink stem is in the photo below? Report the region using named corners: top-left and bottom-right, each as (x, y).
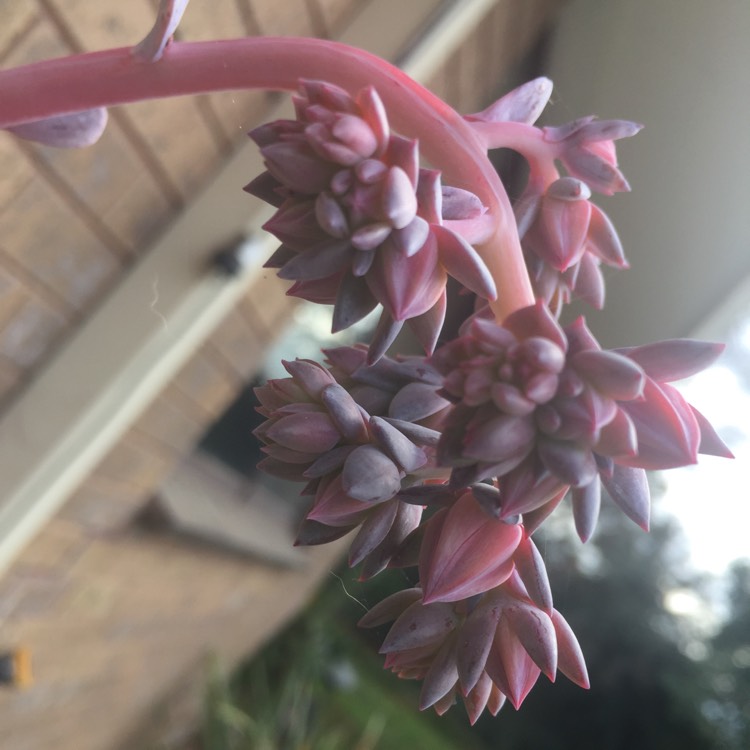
top-left (0, 37), bottom-right (534, 318)
top-left (468, 119), bottom-right (560, 187)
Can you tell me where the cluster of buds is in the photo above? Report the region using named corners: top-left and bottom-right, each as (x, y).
top-left (246, 80), bottom-right (497, 361)
top-left (254, 350), bottom-right (449, 576)
top-left (359, 562), bottom-right (588, 724)
top-left (432, 301), bottom-right (731, 540)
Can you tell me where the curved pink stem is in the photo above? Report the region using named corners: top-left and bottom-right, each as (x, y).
top-left (0, 37), bottom-right (534, 317)
top-left (468, 119), bottom-right (560, 188)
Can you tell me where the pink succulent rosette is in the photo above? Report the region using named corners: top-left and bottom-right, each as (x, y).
top-left (246, 80), bottom-right (497, 360)
top-left (254, 351), bottom-right (450, 576)
top-left (431, 301), bottom-right (732, 539)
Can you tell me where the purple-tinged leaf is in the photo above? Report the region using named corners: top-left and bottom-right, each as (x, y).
top-left (512, 535), bottom-right (553, 613)
top-left (407, 290), bottom-right (447, 355)
top-left (441, 186), bottom-right (485, 219)
top-left (367, 312), bottom-right (403, 364)
top-left (358, 587), bottom-right (423, 628)
top-left (463, 672), bottom-right (493, 725)
top-left (369, 416), bottom-right (427, 473)
top-left (573, 252), bottom-right (606, 309)
top-left (572, 349), bottom-right (645, 400)
top-left (381, 600), bottom-right (459, 653)
top-left (537, 438), bottom-right (598, 487)
top-left (341, 445), bottom-right (402, 503)
top-left (349, 500), bottom-right (400, 566)
top-left (457, 597), bottom-right (503, 693)
top-left (266, 412), bottom-right (340, 453)
top-left (420, 636), bottom-right (459, 710)
top-left (282, 358), bottom-right (336, 399)
top-left (571, 477), bottom-right (601, 542)
top-left (391, 217), bottom-right (430, 257)
top-left (382, 166), bottom-right (417, 229)
top-left (587, 203), bottom-right (628, 267)
top-left (505, 605), bottom-right (558, 680)
top-left (463, 414), bottom-right (536, 464)
top-left (278, 239), bottom-right (351, 281)
top-left (466, 77), bottom-right (553, 125)
top-left (315, 191), bottom-right (349, 238)
top-left (321, 384), bottom-right (369, 442)
top-left (295, 519), bottom-right (355, 546)
top-left (551, 609), bottom-right (589, 689)
top-left (595, 408), bottom-right (638, 458)
top-left (433, 224), bottom-right (497, 300)
top-left (504, 301), bottom-right (568, 351)
top-left (618, 339), bottom-right (725, 382)
top-left (383, 418), bottom-right (441, 447)
top-left (691, 405), bottom-right (733, 458)
top-left (303, 445), bottom-right (356, 478)
top-left (601, 464), bottom-right (650, 530)
top-left (8, 108), bottom-right (108, 148)
top-left (331, 272), bottom-right (378, 332)
top-left (388, 382), bottom-right (449, 422)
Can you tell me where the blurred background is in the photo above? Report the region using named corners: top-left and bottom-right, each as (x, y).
top-left (0, 0), bottom-right (748, 748)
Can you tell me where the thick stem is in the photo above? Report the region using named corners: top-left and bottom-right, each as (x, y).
top-left (468, 119), bottom-right (560, 187)
top-left (0, 37), bottom-right (534, 318)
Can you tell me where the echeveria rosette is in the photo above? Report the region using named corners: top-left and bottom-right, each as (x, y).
top-left (254, 353), bottom-right (449, 575)
top-left (431, 301), bottom-right (731, 539)
top-left (246, 80), bottom-right (497, 361)
top-left (359, 564), bottom-right (588, 722)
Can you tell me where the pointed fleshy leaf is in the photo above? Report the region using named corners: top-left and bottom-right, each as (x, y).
top-left (503, 301), bottom-right (567, 351)
top-left (295, 519), bottom-right (355, 546)
top-left (463, 414), bottom-right (536, 464)
top-left (383, 418), bottom-right (441, 447)
top-left (512, 535), bottom-right (553, 613)
top-left (463, 671), bottom-right (493, 725)
top-left (369, 416), bottom-right (427, 473)
top-left (551, 609), bottom-right (589, 688)
top-left (367, 312), bottom-right (403, 364)
top-left (420, 636), bottom-right (459, 710)
top-left (573, 252), bottom-right (606, 309)
top-left (341, 445), bottom-right (403, 503)
top-left (282, 359), bottom-right (336, 399)
top-left (321, 384), bottom-right (369, 442)
top-left (691, 405), bottom-right (733, 458)
top-left (505, 605), bottom-right (558, 680)
top-left (420, 492), bottom-right (522, 604)
top-left (489, 618), bottom-right (541, 709)
top-left (433, 224), bottom-right (496, 300)
top-left (266, 412), bottom-right (340, 453)
top-left (382, 166), bottom-right (417, 229)
top-left (457, 595), bottom-right (504, 693)
top-left (572, 349), bottom-right (645, 400)
top-left (388, 382), bottom-right (449, 423)
top-left (571, 477), bottom-right (601, 542)
top-left (537, 438), bottom-right (597, 487)
top-left (303, 445), bottom-right (356, 478)
top-left (278, 239), bottom-right (351, 281)
top-left (467, 77), bottom-right (553, 125)
top-left (261, 141), bottom-right (337, 193)
top-left (587, 203), bottom-right (628, 267)
top-left (595, 408), bottom-right (638, 458)
top-left (617, 339), bottom-right (724, 383)
top-left (331, 272), bottom-right (378, 332)
top-left (601, 464), bottom-right (650, 530)
top-left (349, 499), bottom-right (399, 566)
top-left (358, 587), bottom-right (423, 628)
top-left (8, 108), bottom-right (108, 148)
top-left (381, 600), bottom-right (459, 653)
top-left (619, 379), bottom-right (700, 469)
top-left (407, 290), bottom-right (447, 355)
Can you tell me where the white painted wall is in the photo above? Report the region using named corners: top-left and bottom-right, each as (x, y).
top-left (544, 0), bottom-right (750, 346)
